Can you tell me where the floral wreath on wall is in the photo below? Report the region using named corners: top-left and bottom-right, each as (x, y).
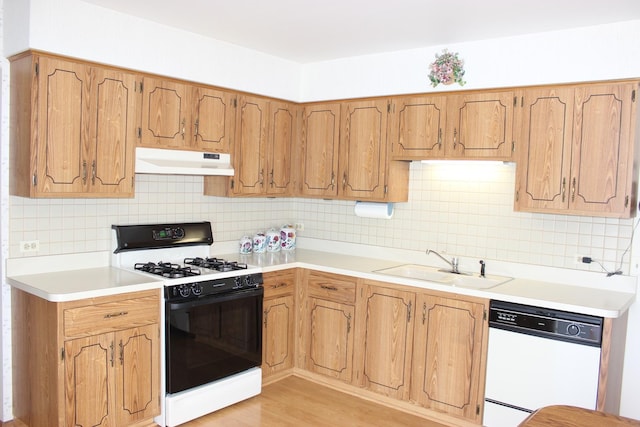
top-left (428, 49), bottom-right (466, 87)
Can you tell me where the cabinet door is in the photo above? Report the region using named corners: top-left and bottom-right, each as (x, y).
top-left (411, 294), bottom-right (487, 423)
top-left (263, 295), bottom-right (295, 377)
top-left (390, 96), bottom-right (447, 159)
top-left (570, 83), bottom-right (637, 216)
top-left (300, 103), bottom-right (341, 197)
top-left (306, 298), bottom-right (355, 383)
top-left (64, 334), bottom-right (115, 427)
top-left (35, 56), bottom-right (90, 194)
top-left (340, 99), bottom-right (390, 200)
top-left (114, 324), bottom-right (160, 426)
top-left (514, 87), bottom-right (574, 212)
top-left (140, 77), bottom-right (190, 148)
top-left (354, 281), bottom-right (415, 400)
top-left (90, 67), bottom-right (140, 196)
top-left (233, 95), bottom-right (268, 195)
top-left (447, 91), bottom-right (514, 159)
top-left (192, 86), bottom-right (235, 153)
top-left (267, 100), bottom-right (297, 195)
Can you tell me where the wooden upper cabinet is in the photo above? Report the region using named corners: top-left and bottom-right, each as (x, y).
top-left (298, 99), bottom-right (408, 201)
top-left (299, 103), bottom-right (341, 198)
top-left (233, 95), bottom-right (269, 195)
top-left (10, 53), bottom-right (140, 198)
top-left (204, 97), bottom-right (298, 197)
top-left (390, 96), bottom-right (447, 159)
top-left (340, 99), bottom-right (389, 200)
top-left (267, 100), bottom-right (297, 195)
top-left (390, 91), bottom-right (514, 161)
top-left (192, 86), bottom-right (235, 153)
top-left (446, 91), bottom-right (515, 160)
top-left (514, 86), bottom-right (575, 212)
top-left (515, 82), bottom-right (639, 217)
top-left (140, 77), bottom-right (190, 149)
top-left (140, 78), bottom-right (235, 153)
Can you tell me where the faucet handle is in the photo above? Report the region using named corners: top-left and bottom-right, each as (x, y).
top-left (479, 260), bottom-right (486, 277)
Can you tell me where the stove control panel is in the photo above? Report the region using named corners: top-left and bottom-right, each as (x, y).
top-left (165, 273), bottom-right (264, 301)
top-left (153, 226), bottom-right (185, 241)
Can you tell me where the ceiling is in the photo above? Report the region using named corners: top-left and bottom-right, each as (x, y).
top-left (82, 0), bottom-right (640, 63)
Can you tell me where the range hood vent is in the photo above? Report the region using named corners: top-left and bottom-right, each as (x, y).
top-left (135, 147), bottom-right (234, 176)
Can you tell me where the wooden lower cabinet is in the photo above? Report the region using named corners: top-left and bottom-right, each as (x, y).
top-left (64, 324), bottom-right (159, 427)
top-left (264, 269), bottom-right (490, 425)
top-left (303, 271), bottom-right (357, 383)
top-left (12, 288), bottom-right (161, 427)
top-left (350, 279), bottom-right (488, 424)
top-left (262, 270), bottom-right (297, 380)
top-left (411, 293), bottom-right (489, 423)
top-left (353, 280), bottom-right (416, 400)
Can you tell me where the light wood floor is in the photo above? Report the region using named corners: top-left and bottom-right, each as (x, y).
top-left (182, 375), bottom-right (448, 426)
top-left (1, 376), bottom-right (449, 427)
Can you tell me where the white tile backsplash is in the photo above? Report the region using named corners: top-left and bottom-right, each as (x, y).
top-left (8, 162), bottom-right (637, 274)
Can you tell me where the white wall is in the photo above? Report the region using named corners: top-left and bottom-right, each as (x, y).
top-left (4, 0), bottom-right (302, 101)
top-left (2, 0), bottom-right (640, 421)
top-left (300, 20), bottom-right (640, 101)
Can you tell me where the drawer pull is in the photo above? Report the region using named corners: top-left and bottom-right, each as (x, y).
top-left (104, 311), bottom-right (129, 319)
top-left (272, 283), bottom-right (288, 289)
top-left (320, 285), bottom-right (338, 291)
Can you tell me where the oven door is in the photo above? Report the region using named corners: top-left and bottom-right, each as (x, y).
top-left (165, 287), bottom-right (263, 394)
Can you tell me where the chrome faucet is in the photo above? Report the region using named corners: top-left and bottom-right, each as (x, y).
top-left (426, 249), bottom-right (460, 274)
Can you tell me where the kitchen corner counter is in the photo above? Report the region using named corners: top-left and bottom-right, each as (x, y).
top-left (232, 249), bottom-right (637, 318)
top-left (7, 267), bottom-right (163, 302)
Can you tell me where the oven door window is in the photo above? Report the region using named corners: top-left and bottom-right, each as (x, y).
top-left (166, 288), bottom-right (263, 394)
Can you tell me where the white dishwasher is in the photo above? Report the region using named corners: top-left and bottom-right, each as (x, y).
top-left (483, 300), bottom-right (603, 427)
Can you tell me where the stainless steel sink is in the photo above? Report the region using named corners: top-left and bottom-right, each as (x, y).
top-left (374, 264), bottom-right (512, 290)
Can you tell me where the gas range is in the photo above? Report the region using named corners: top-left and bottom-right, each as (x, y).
top-left (112, 222), bottom-right (263, 300)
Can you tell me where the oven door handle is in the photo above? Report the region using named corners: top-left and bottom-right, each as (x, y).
top-left (166, 287), bottom-right (264, 310)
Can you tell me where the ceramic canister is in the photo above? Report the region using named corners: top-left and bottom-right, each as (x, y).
top-left (253, 231), bottom-right (267, 253)
top-left (266, 228), bottom-right (281, 252)
top-left (239, 236), bottom-right (253, 254)
top-left (280, 224), bottom-right (296, 251)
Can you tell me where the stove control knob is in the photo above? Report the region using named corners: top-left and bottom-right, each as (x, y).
top-left (173, 227), bottom-right (185, 239)
top-left (191, 283), bottom-right (203, 296)
top-left (178, 284), bottom-right (191, 298)
top-left (567, 323), bottom-right (580, 336)
top-left (234, 276), bottom-right (243, 288)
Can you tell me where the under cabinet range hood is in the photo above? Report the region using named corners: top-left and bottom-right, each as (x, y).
top-left (135, 147), bottom-right (234, 176)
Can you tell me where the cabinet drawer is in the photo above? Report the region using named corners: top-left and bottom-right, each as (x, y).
top-left (263, 270), bottom-right (296, 298)
top-left (307, 271), bottom-right (356, 304)
top-left (64, 294), bottom-right (159, 338)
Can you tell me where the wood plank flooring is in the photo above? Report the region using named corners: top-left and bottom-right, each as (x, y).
top-left (183, 376), bottom-right (448, 426)
top-left (2, 376), bottom-right (449, 427)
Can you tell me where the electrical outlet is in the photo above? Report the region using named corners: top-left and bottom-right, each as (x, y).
top-left (20, 240), bottom-right (40, 253)
top-left (294, 223), bottom-right (304, 231)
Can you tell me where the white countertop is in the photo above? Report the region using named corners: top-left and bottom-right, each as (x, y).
top-left (232, 249), bottom-right (637, 318)
top-left (6, 263), bottom-right (163, 302)
top-left (5, 247), bottom-right (637, 316)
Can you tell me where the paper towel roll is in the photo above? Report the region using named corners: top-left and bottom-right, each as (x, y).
top-left (354, 202), bottom-right (394, 219)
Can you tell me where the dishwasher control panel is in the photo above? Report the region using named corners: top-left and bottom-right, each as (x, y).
top-left (489, 300), bottom-right (603, 347)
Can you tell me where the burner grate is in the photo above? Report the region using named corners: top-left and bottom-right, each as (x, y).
top-left (134, 261), bottom-right (201, 278)
top-left (184, 257), bottom-right (248, 272)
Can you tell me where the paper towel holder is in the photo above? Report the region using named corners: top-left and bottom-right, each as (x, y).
top-left (354, 201), bottom-right (394, 219)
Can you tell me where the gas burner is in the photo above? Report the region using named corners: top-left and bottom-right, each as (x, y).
top-left (134, 261), bottom-right (201, 278)
top-left (184, 257), bottom-right (248, 272)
